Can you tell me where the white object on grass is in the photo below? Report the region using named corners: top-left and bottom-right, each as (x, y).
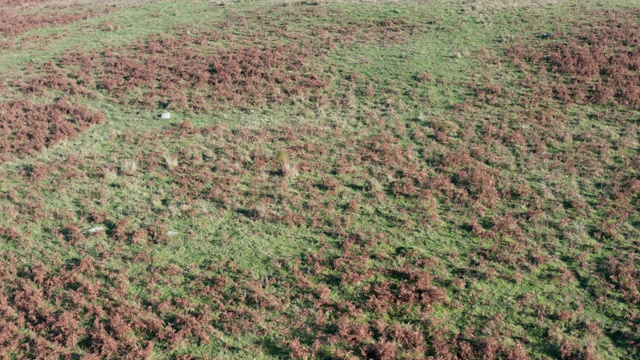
top-left (161, 112), bottom-right (171, 119)
top-left (84, 226), bottom-right (105, 234)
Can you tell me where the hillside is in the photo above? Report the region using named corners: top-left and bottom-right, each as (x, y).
top-left (0, 0), bottom-right (638, 358)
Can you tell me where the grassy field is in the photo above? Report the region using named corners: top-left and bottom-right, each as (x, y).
top-left (0, 0), bottom-right (638, 358)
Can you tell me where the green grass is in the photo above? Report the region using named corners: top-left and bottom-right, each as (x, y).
top-left (0, 0), bottom-right (638, 358)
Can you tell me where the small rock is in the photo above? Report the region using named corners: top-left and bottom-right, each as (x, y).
top-left (161, 112), bottom-right (171, 119)
top-left (540, 33), bottom-right (553, 39)
top-left (166, 231), bottom-right (178, 237)
top-left (84, 226), bottom-right (105, 234)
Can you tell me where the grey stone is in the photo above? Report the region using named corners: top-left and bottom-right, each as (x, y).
top-left (84, 226), bottom-right (105, 234)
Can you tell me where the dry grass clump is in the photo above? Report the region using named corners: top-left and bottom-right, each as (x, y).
top-left (163, 154), bottom-right (178, 170)
top-left (119, 159), bottom-right (138, 175)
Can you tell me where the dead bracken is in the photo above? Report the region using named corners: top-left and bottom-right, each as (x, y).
top-left (0, 2), bottom-right (637, 359)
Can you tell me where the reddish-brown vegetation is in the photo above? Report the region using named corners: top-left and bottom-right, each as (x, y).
top-left (15, 10), bottom-right (421, 112)
top-left (0, 0), bottom-right (54, 5)
top-left (0, 7), bottom-right (423, 163)
top-left (0, 98), bottom-right (104, 162)
top-left (0, 6), bottom-right (107, 37)
top-left (508, 10), bottom-right (640, 109)
top-left (0, 2), bottom-right (638, 359)
top-left (0, 81), bottom-right (636, 356)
